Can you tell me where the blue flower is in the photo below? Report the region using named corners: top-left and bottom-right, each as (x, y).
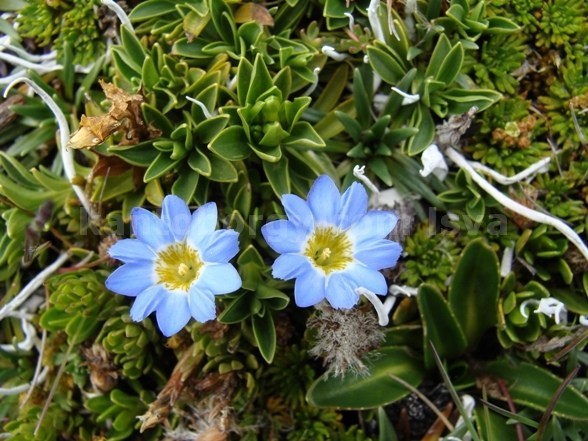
top-left (105, 195), bottom-right (241, 336)
top-left (261, 175), bottom-right (402, 309)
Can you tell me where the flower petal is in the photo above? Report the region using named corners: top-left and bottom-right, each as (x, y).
top-left (325, 273), bottom-right (360, 309)
top-left (156, 293), bottom-right (191, 336)
top-left (130, 285), bottom-right (164, 321)
top-left (188, 287), bottom-right (217, 323)
top-left (161, 194), bottom-right (191, 241)
top-left (199, 229), bottom-right (240, 262)
top-left (348, 210), bottom-right (398, 244)
top-left (339, 182), bottom-right (368, 229)
top-left (261, 220), bottom-right (307, 254)
top-left (346, 263), bottom-right (388, 295)
top-left (355, 240), bottom-right (402, 270)
top-left (186, 202), bottom-right (218, 249)
top-left (307, 175), bottom-right (341, 224)
top-left (131, 207), bottom-right (173, 251)
top-left (282, 194), bottom-right (313, 232)
top-left (196, 263), bottom-right (242, 295)
top-left (105, 263), bottom-right (154, 296)
top-left (108, 239), bottom-right (156, 263)
top-left (294, 266), bottom-right (326, 307)
top-left (272, 254), bottom-right (310, 280)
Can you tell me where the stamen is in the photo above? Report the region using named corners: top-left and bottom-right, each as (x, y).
top-left (178, 263), bottom-right (190, 277)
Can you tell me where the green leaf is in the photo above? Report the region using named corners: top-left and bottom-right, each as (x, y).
top-left (219, 293), bottom-right (251, 324)
top-left (237, 57), bottom-right (253, 106)
top-left (120, 25), bottom-right (147, 70)
top-left (129, 0), bottom-right (176, 20)
top-left (208, 126), bottom-right (251, 160)
top-left (144, 153), bottom-right (179, 182)
top-left (263, 157), bottom-right (290, 197)
top-left (207, 154), bottom-right (238, 182)
top-left (306, 346), bottom-right (424, 409)
top-left (284, 121), bottom-right (325, 149)
top-left (425, 34), bottom-right (452, 79)
top-left (252, 312), bottom-right (276, 363)
top-left (406, 104), bottom-right (435, 155)
top-left (194, 115), bottom-right (230, 144)
top-left (417, 284), bottom-right (468, 368)
top-left (378, 407), bottom-right (398, 441)
top-left (483, 360), bottom-right (588, 420)
top-left (172, 168), bottom-right (199, 201)
top-left (142, 103), bottom-right (174, 135)
top-left (435, 42), bottom-right (464, 85)
top-left (188, 149), bottom-right (212, 176)
top-left (246, 54), bottom-right (273, 105)
top-left (487, 16), bottom-right (520, 33)
top-left (441, 89), bottom-right (502, 114)
top-left (367, 43), bottom-right (407, 85)
top-left (353, 68), bottom-right (372, 129)
top-left (109, 142), bottom-right (159, 167)
top-left (448, 238), bottom-right (499, 348)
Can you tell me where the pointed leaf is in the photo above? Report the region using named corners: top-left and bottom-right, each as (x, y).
top-left (252, 312), bottom-right (276, 363)
top-left (448, 238), bottom-right (499, 348)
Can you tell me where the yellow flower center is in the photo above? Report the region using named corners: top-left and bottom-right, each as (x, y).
top-left (154, 243), bottom-right (203, 292)
top-left (304, 226), bottom-right (353, 275)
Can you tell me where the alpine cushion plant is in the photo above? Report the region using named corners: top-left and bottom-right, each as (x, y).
top-left (261, 175), bottom-right (402, 309)
top-left (105, 195), bottom-right (241, 336)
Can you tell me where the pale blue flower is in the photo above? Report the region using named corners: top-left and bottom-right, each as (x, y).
top-left (261, 175), bottom-right (402, 309)
top-left (106, 195), bottom-right (241, 336)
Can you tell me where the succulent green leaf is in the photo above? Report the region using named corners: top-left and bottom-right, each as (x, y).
top-left (284, 121), bottom-right (325, 149)
top-left (207, 154), bottom-right (238, 182)
top-left (246, 55), bottom-right (274, 105)
top-left (406, 104), bottom-right (435, 155)
top-left (219, 293), bottom-right (252, 324)
top-left (252, 312), bottom-right (276, 363)
top-left (209, 126), bottom-right (251, 160)
top-left (306, 346), bottom-right (424, 409)
top-left (188, 149), bottom-right (212, 176)
top-left (435, 42), bottom-right (464, 85)
top-left (483, 360), bottom-right (588, 420)
top-left (449, 238), bottom-right (499, 348)
top-left (128, 0), bottom-right (176, 20)
top-left (120, 25), bottom-right (147, 70)
top-left (417, 284), bottom-right (468, 368)
top-left (263, 156), bottom-right (290, 196)
top-left (144, 153), bottom-right (179, 182)
top-left (367, 43), bottom-right (407, 85)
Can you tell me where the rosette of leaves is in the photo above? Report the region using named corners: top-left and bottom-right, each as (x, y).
top-left (366, 10), bottom-right (501, 154)
top-left (539, 61), bottom-right (588, 151)
top-left (210, 54), bottom-right (325, 196)
top-left (218, 245), bottom-right (290, 364)
top-left (535, 173), bottom-right (588, 225)
top-left (40, 269), bottom-right (123, 345)
top-left (515, 224), bottom-right (576, 284)
top-left (399, 223), bottom-right (461, 292)
top-left (85, 388), bottom-right (156, 440)
top-left (497, 276), bottom-right (557, 347)
top-left (16, 0), bottom-right (105, 65)
top-left (320, 65), bottom-right (443, 205)
top-left (97, 306), bottom-right (162, 380)
top-left (466, 97), bottom-right (551, 175)
top-left (535, 0), bottom-right (586, 50)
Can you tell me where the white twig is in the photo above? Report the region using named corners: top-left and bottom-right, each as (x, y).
top-left (357, 287), bottom-right (390, 326)
top-left (101, 0), bottom-right (133, 31)
top-left (500, 246), bottom-right (514, 277)
top-left (21, 329), bottom-right (47, 407)
top-left (353, 165), bottom-right (380, 193)
top-left (391, 86), bottom-right (420, 105)
top-left (344, 12), bottom-right (355, 30)
top-left (0, 367), bottom-right (48, 396)
top-left (186, 96), bottom-right (213, 119)
top-left (0, 40), bottom-right (57, 62)
top-left (0, 313), bottom-right (38, 352)
top-left (321, 46), bottom-right (348, 61)
top-left (0, 51), bottom-right (63, 72)
top-left (470, 157), bottom-right (551, 185)
top-left (367, 0), bottom-right (385, 42)
top-left (389, 284), bottom-right (418, 297)
top-left (0, 252), bottom-right (70, 321)
top-left (445, 147), bottom-right (588, 261)
top-left (3, 77), bottom-right (100, 222)
top-left (303, 67), bottom-right (321, 96)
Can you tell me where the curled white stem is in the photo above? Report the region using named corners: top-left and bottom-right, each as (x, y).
top-left (3, 77), bottom-right (100, 222)
top-left (353, 165), bottom-right (380, 193)
top-left (0, 51), bottom-right (62, 72)
top-left (101, 0), bottom-right (133, 31)
top-left (391, 86), bottom-right (420, 105)
top-left (0, 314), bottom-right (38, 352)
top-left (186, 96), bottom-right (213, 119)
top-left (444, 147), bottom-right (588, 262)
top-left (357, 287), bottom-right (390, 326)
top-left (302, 67), bottom-right (321, 96)
top-left (470, 157), bottom-right (551, 185)
top-left (0, 40), bottom-right (57, 62)
top-left (344, 12), bottom-right (355, 30)
top-left (389, 284), bottom-right (418, 297)
top-left (0, 367), bottom-right (48, 396)
top-left (321, 45), bottom-right (348, 61)
top-left (367, 0), bottom-right (385, 41)
top-left (0, 252), bottom-right (70, 321)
